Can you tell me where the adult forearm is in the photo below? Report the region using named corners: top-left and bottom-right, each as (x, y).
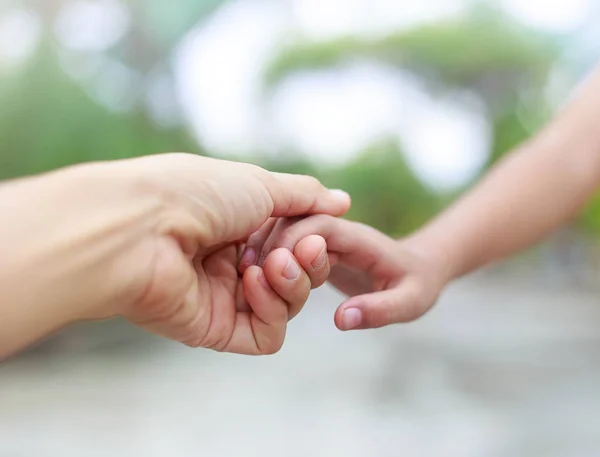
top-left (0, 165), bottom-right (156, 359)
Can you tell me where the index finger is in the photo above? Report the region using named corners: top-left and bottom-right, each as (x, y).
top-left (270, 215), bottom-right (396, 274)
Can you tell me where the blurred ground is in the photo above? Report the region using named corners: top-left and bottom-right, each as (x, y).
top-left (1, 270), bottom-right (600, 457)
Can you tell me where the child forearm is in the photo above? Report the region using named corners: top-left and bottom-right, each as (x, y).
top-left (409, 65), bottom-right (600, 281)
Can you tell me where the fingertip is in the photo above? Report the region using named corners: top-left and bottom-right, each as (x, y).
top-left (329, 189), bottom-right (351, 214)
top-left (334, 303), bottom-right (363, 331)
top-left (294, 235), bottom-right (330, 289)
top-left (268, 174), bottom-right (350, 217)
top-left (295, 235), bottom-right (327, 269)
top-left (263, 248), bottom-right (311, 321)
top-left (263, 248), bottom-right (299, 282)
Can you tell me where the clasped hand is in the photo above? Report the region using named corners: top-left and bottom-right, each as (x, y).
top-left (0, 154), bottom-right (349, 358)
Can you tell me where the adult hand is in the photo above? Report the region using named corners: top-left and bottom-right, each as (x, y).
top-left (0, 154), bottom-right (350, 358)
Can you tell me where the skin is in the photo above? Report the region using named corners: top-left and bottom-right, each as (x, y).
top-left (0, 153), bottom-right (351, 360)
top-left (243, 63), bottom-right (600, 331)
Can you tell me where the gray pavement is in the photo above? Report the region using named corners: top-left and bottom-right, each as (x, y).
top-left (1, 272), bottom-right (600, 456)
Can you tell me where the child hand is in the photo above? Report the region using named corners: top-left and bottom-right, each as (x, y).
top-left (240, 215), bottom-right (450, 330)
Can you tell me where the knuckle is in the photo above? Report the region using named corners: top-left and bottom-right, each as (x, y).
top-left (401, 282), bottom-right (427, 322)
top-left (353, 221), bottom-right (385, 240)
top-left (311, 177), bottom-right (325, 191)
top-left (301, 174), bottom-right (322, 189)
top-left (275, 230), bottom-right (298, 251)
top-left (245, 235), bottom-right (261, 250)
top-left (411, 280), bottom-right (427, 300)
top-left (375, 300), bottom-right (396, 328)
top-left (245, 162), bottom-right (266, 174)
top-left (297, 214), bottom-right (333, 235)
top-left (312, 213), bottom-right (334, 225)
top-left (366, 310), bottom-right (389, 329)
top-left (254, 166), bottom-right (276, 189)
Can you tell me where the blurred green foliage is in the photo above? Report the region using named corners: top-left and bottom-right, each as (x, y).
top-left (265, 10), bottom-right (557, 100)
top-left (323, 141), bottom-right (441, 235)
top-left (265, 8), bottom-right (557, 168)
top-left (261, 7), bottom-right (562, 234)
top-left (261, 141), bottom-right (441, 237)
top-left (1, 1), bottom-right (597, 238)
top-left (0, 46), bottom-right (202, 179)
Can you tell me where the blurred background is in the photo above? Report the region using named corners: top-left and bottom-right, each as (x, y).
top-left (1, 0), bottom-right (600, 455)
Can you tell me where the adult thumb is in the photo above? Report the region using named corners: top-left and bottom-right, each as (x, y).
top-left (266, 172), bottom-right (351, 218)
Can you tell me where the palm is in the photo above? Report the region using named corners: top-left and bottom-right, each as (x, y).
top-left (328, 236), bottom-right (444, 326)
top-left (328, 264), bottom-right (383, 297)
top-left (192, 245), bottom-right (243, 349)
top-left (195, 245), bottom-right (290, 354)
top-left (325, 225), bottom-right (407, 297)
top-left (328, 250), bottom-right (407, 297)
top-left (129, 239), bottom-right (286, 355)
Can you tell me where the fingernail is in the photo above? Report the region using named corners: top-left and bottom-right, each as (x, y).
top-left (329, 189), bottom-right (350, 202)
top-left (240, 247), bottom-right (256, 266)
top-left (341, 308), bottom-right (362, 330)
top-left (312, 247), bottom-right (327, 270)
top-left (283, 256), bottom-right (301, 280)
top-left (258, 269), bottom-right (271, 290)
